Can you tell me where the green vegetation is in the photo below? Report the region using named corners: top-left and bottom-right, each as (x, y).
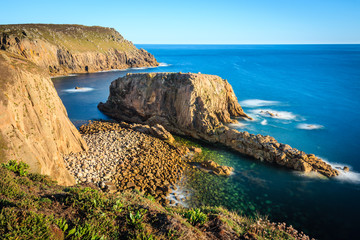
top-left (2, 160), bottom-right (29, 176)
top-left (182, 208), bottom-right (208, 226)
top-left (0, 24), bottom-right (136, 53)
top-left (0, 161), bottom-right (310, 239)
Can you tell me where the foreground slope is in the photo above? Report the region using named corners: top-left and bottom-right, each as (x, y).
top-left (0, 24), bottom-right (158, 75)
top-left (0, 163), bottom-right (312, 240)
top-left (0, 51), bottom-right (87, 185)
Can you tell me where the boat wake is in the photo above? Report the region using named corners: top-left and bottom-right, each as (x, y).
top-left (63, 87), bottom-right (95, 93)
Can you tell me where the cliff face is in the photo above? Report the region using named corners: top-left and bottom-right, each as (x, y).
top-left (98, 72), bottom-right (339, 177)
top-left (99, 72), bottom-right (249, 138)
top-left (0, 51), bottom-right (88, 185)
top-left (0, 24), bottom-right (158, 76)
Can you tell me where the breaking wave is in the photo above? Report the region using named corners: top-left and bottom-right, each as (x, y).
top-left (159, 62), bottom-right (170, 67)
top-left (260, 119), bottom-right (268, 125)
top-left (240, 99), bottom-right (280, 108)
top-left (319, 158), bottom-right (360, 184)
top-left (297, 123), bottom-right (324, 130)
top-left (249, 109), bottom-right (298, 120)
top-left (228, 122), bottom-right (248, 128)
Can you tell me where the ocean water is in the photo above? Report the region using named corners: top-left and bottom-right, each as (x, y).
top-left (52, 44), bottom-right (360, 240)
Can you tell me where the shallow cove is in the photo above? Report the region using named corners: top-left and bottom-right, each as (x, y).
top-left (52, 44), bottom-right (360, 240)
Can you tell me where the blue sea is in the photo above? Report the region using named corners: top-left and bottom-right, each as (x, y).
top-left (52, 44), bottom-right (360, 240)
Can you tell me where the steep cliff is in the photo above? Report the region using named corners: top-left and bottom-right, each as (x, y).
top-left (0, 51), bottom-right (87, 185)
top-left (99, 72), bottom-right (249, 138)
top-left (0, 24), bottom-right (158, 76)
top-left (98, 72), bottom-right (339, 177)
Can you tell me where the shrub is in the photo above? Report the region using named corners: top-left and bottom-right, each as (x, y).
top-left (65, 187), bottom-right (108, 214)
top-left (2, 160), bottom-right (29, 176)
top-left (0, 208), bottom-right (53, 239)
top-left (128, 209), bottom-right (147, 230)
top-left (183, 208), bottom-right (208, 226)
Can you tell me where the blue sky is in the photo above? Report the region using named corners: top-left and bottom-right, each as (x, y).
top-left (1, 0), bottom-right (359, 44)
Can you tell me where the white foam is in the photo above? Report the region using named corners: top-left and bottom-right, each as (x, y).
top-left (249, 109), bottom-right (297, 120)
top-left (240, 99), bottom-right (280, 108)
top-left (228, 122), bottom-right (248, 128)
top-left (132, 67), bottom-right (147, 70)
top-left (159, 62), bottom-right (170, 67)
top-left (98, 69), bottom-right (128, 73)
top-left (331, 163), bottom-right (360, 184)
top-left (317, 158), bottom-right (360, 184)
top-left (297, 123), bottom-right (324, 130)
top-left (62, 87), bottom-right (95, 93)
top-left (260, 119), bottom-right (268, 125)
top-left (294, 171), bottom-right (328, 180)
top-left (51, 74), bottom-right (78, 78)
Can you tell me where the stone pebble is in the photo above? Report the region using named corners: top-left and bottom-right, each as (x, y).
top-left (63, 121), bottom-right (188, 204)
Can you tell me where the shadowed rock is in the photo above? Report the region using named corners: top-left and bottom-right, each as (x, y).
top-left (98, 72), bottom-right (339, 177)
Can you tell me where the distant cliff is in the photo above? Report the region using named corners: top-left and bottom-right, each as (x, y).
top-left (99, 72), bottom-right (339, 177)
top-left (0, 24), bottom-right (158, 76)
top-left (0, 51), bottom-right (87, 185)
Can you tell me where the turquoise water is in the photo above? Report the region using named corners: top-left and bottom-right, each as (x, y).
top-left (52, 45), bottom-right (360, 240)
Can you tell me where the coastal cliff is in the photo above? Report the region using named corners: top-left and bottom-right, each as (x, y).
top-left (0, 51), bottom-right (87, 185)
top-left (0, 24), bottom-right (158, 76)
top-left (99, 72), bottom-right (339, 177)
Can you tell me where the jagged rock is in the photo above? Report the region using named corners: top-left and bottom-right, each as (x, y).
top-left (343, 166), bottom-right (350, 172)
top-left (201, 160), bottom-right (234, 176)
top-left (98, 72), bottom-right (339, 178)
top-left (0, 51), bottom-right (87, 185)
top-left (189, 146), bottom-right (202, 153)
top-left (0, 24), bottom-right (158, 76)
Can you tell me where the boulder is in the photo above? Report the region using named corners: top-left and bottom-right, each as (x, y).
top-left (201, 160), bottom-right (234, 176)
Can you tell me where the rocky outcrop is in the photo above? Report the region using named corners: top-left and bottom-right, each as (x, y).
top-left (0, 51), bottom-right (88, 185)
top-left (200, 160), bottom-right (234, 176)
top-left (98, 72), bottom-right (250, 138)
top-left (0, 24), bottom-right (158, 76)
top-left (79, 120), bottom-right (175, 144)
top-left (98, 72), bottom-right (339, 177)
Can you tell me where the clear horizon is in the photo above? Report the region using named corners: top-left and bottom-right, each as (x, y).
top-left (1, 0), bottom-right (359, 44)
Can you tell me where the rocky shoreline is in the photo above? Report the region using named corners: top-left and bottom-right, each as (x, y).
top-left (98, 72), bottom-right (339, 177)
top-left (63, 121), bottom-right (194, 204)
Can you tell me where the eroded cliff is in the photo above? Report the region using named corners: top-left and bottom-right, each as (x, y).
top-left (0, 24), bottom-right (158, 76)
top-left (0, 51), bottom-right (87, 185)
top-left (98, 72), bottom-right (339, 177)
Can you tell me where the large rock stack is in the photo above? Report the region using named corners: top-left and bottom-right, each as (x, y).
top-left (99, 72), bottom-right (339, 177)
